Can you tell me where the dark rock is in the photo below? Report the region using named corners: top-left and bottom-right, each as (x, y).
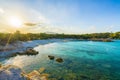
top-left (6, 49), bottom-right (39, 58)
top-left (25, 49), bottom-right (39, 55)
top-left (48, 55), bottom-right (55, 60)
top-left (56, 58), bottom-right (63, 63)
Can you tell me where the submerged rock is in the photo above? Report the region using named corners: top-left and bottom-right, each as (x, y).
top-left (56, 58), bottom-right (63, 63)
top-left (102, 64), bottom-right (111, 68)
top-left (27, 70), bottom-right (41, 80)
top-left (0, 65), bottom-right (49, 80)
top-left (48, 55), bottom-right (55, 60)
top-left (39, 67), bottom-right (45, 73)
top-left (41, 73), bottom-right (50, 77)
top-left (0, 65), bottom-right (27, 80)
top-left (27, 70), bottom-right (48, 80)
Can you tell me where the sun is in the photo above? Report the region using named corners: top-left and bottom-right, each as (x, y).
top-left (8, 16), bottom-right (23, 28)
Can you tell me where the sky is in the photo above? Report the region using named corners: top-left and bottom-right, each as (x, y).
top-left (0, 0), bottom-right (120, 34)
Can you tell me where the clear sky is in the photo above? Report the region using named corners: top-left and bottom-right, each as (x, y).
top-left (0, 0), bottom-right (120, 34)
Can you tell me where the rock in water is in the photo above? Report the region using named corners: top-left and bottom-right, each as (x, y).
top-left (56, 58), bottom-right (64, 63)
top-left (27, 70), bottom-right (41, 80)
top-left (48, 55), bottom-right (55, 60)
top-left (0, 65), bottom-right (27, 80)
top-left (39, 67), bottom-right (45, 73)
top-left (27, 70), bottom-right (48, 80)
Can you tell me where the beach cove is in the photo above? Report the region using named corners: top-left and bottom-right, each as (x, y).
top-left (0, 39), bottom-right (120, 80)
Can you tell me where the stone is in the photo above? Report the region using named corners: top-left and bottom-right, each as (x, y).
top-left (56, 58), bottom-right (63, 63)
top-left (27, 70), bottom-right (41, 80)
top-left (41, 73), bottom-right (50, 77)
top-left (39, 67), bottom-right (45, 73)
top-left (48, 55), bottom-right (55, 60)
top-left (27, 70), bottom-right (48, 80)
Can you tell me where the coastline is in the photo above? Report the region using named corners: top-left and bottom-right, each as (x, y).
top-left (0, 39), bottom-right (120, 80)
top-left (0, 38), bottom-right (113, 58)
top-left (0, 39), bottom-right (73, 58)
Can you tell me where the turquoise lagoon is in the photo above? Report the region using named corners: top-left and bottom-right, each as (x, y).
top-left (2, 40), bottom-right (120, 80)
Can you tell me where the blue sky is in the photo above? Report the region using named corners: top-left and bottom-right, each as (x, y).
top-left (0, 0), bottom-right (120, 33)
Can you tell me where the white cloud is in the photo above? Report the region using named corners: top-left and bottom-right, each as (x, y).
top-left (88, 26), bottom-right (97, 32)
top-left (24, 9), bottom-right (50, 24)
top-left (0, 8), bottom-right (4, 14)
top-left (104, 25), bottom-right (120, 32)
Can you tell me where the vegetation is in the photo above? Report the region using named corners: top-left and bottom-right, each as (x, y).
top-left (0, 31), bottom-right (120, 45)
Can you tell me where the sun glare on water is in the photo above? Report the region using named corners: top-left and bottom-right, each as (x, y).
top-left (8, 16), bottom-right (23, 28)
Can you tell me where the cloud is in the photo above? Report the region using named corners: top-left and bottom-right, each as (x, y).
top-left (88, 26), bottom-right (97, 32)
top-left (105, 25), bottom-right (120, 32)
top-left (24, 22), bottom-right (37, 26)
top-left (24, 9), bottom-right (50, 24)
top-left (26, 24), bottom-right (65, 33)
top-left (105, 25), bottom-right (114, 31)
top-left (0, 8), bottom-right (4, 14)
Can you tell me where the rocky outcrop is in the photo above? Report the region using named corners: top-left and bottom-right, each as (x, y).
top-left (0, 48), bottom-right (39, 58)
top-left (48, 55), bottom-right (64, 63)
top-left (90, 38), bottom-right (113, 42)
top-left (0, 65), bottom-right (27, 80)
top-left (56, 58), bottom-right (64, 63)
top-left (27, 70), bottom-right (48, 80)
top-left (48, 55), bottom-right (55, 60)
top-left (15, 48), bottom-right (39, 56)
top-left (0, 65), bottom-right (49, 80)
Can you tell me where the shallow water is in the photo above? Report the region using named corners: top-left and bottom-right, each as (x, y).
top-left (2, 40), bottom-right (120, 80)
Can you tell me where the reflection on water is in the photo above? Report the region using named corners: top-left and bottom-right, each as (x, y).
top-left (2, 41), bottom-right (120, 80)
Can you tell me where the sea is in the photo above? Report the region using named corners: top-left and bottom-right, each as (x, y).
top-left (1, 40), bottom-right (120, 80)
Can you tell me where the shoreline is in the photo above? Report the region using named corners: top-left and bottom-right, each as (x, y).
top-left (0, 38), bottom-right (114, 58)
top-left (0, 39), bottom-right (72, 58)
top-left (0, 39), bottom-right (120, 80)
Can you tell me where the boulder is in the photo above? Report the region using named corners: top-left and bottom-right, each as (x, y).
top-left (27, 70), bottom-right (48, 80)
top-left (48, 55), bottom-right (55, 60)
top-left (56, 58), bottom-right (63, 63)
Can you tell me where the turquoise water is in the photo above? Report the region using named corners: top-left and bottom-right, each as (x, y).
top-left (2, 40), bottom-right (120, 80)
